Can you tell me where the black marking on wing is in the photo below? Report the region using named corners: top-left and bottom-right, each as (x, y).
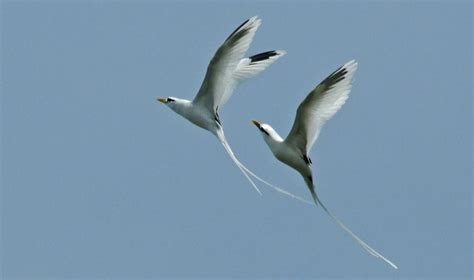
top-left (307, 175), bottom-right (313, 183)
top-left (321, 65), bottom-right (349, 90)
top-left (225, 18), bottom-right (250, 41)
top-left (303, 154), bottom-right (312, 165)
top-left (249, 50), bottom-right (278, 64)
top-left (214, 107), bottom-right (222, 126)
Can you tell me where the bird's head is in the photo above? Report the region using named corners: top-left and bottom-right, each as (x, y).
top-left (252, 119), bottom-right (270, 136)
top-left (157, 96), bottom-right (178, 107)
top-left (156, 96), bottom-right (190, 112)
top-left (251, 119), bottom-right (283, 143)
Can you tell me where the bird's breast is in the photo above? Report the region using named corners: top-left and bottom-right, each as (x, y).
top-left (274, 144), bottom-right (309, 175)
top-left (178, 105), bottom-right (216, 131)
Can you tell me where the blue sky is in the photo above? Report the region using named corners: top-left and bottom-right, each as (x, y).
top-left (2, 1), bottom-right (472, 279)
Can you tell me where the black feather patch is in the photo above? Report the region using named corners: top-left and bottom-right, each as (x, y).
top-left (303, 155), bottom-right (312, 165)
top-left (214, 108), bottom-right (222, 126)
top-left (322, 65), bottom-right (348, 89)
top-left (226, 18), bottom-right (249, 41)
top-left (249, 50), bottom-right (278, 64)
top-left (307, 175), bottom-right (313, 183)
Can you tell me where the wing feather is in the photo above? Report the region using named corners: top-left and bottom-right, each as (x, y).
top-left (219, 50), bottom-right (286, 105)
top-left (192, 16), bottom-right (261, 112)
top-left (285, 60), bottom-right (358, 153)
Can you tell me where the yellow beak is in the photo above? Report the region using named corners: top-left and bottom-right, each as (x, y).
top-left (157, 97), bottom-right (167, 103)
top-left (251, 119), bottom-right (261, 127)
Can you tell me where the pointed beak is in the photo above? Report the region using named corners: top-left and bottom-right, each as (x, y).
top-left (157, 97), bottom-right (167, 103)
top-left (251, 119), bottom-right (261, 128)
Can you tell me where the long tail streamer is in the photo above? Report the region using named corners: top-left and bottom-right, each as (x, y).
top-left (237, 162), bottom-right (313, 205)
top-left (217, 131), bottom-right (312, 204)
top-left (217, 132), bottom-right (397, 269)
top-left (307, 180), bottom-right (398, 269)
top-left (218, 135), bottom-right (262, 195)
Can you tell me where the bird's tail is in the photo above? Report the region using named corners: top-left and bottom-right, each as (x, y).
top-left (304, 178), bottom-right (399, 269)
top-left (216, 130), bottom-right (312, 204)
top-left (216, 131), bottom-right (262, 195)
top-left (238, 161), bottom-right (313, 205)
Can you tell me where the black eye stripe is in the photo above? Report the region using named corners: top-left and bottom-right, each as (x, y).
top-left (260, 127), bottom-right (269, 135)
top-left (167, 98), bottom-right (175, 102)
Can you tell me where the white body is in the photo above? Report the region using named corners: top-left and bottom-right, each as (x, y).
top-left (252, 60), bottom-right (398, 269)
top-left (168, 99), bottom-right (217, 132)
top-left (158, 16), bottom-right (288, 195)
top-left (261, 126), bottom-right (311, 178)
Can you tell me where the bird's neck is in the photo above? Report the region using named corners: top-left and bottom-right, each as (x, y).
top-left (170, 99), bottom-right (193, 117)
top-left (264, 132), bottom-right (284, 155)
top-left (170, 99), bottom-right (217, 132)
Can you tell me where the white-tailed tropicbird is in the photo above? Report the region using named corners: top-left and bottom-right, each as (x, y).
top-left (157, 16), bottom-right (296, 196)
top-left (251, 60), bottom-right (398, 269)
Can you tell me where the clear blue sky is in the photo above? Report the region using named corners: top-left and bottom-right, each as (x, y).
top-left (2, 1), bottom-right (472, 279)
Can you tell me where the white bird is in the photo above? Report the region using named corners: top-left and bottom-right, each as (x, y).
top-left (157, 16), bottom-right (291, 195)
top-left (251, 60), bottom-right (398, 269)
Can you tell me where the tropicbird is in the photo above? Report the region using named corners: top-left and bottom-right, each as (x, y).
top-left (251, 60), bottom-right (398, 269)
top-left (157, 16), bottom-right (288, 195)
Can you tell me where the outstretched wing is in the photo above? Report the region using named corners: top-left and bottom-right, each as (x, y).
top-left (193, 16), bottom-right (261, 112)
top-left (285, 60), bottom-right (358, 153)
top-left (219, 50), bottom-right (286, 106)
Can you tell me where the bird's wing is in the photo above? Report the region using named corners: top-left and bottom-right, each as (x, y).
top-left (285, 60), bottom-right (358, 153)
top-left (193, 16), bottom-right (261, 112)
top-left (219, 50), bottom-right (286, 106)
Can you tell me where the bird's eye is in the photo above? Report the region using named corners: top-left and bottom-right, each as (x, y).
top-left (260, 127), bottom-right (269, 135)
top-left (167, 98), bottom-right (175, 103)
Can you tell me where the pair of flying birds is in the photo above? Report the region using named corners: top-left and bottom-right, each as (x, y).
top-left (157, 16), bottom-right (397, 269)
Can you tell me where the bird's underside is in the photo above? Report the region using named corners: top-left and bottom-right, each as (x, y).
top-left (251, 60), bottom-right (398, 269)
top-left (158, 16), bottom-right (296, 197)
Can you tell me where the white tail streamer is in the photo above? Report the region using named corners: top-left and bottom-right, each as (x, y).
top-left (217, 130), bottom-right (314, 204)
top-left (306, 180), bottom-right (398, 269)
top-left (238, 163), bottom-right (314, 205)
top-left (217, 130), bottom-right (397, 268)
top-left (216, 130), bottom-right (262, 195)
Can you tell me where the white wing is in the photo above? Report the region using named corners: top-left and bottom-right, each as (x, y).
top-left (285, 60), bottom-right (358, 153)
top-left (219, 50), bottom-right (286, 106)
top-left (192, 16), bottom-right (261, 112)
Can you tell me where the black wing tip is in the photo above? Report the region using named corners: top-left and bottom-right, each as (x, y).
top-left (249, 50), bottom-right (280, 63)
top-left (225, 16), bottom-right (259, 42)
top-left (322, 65), bottom-right (349, 87)
top-left (323, 60), bottom-right (358, 87)
top-left (226, 18), bottom-right (250, 41)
